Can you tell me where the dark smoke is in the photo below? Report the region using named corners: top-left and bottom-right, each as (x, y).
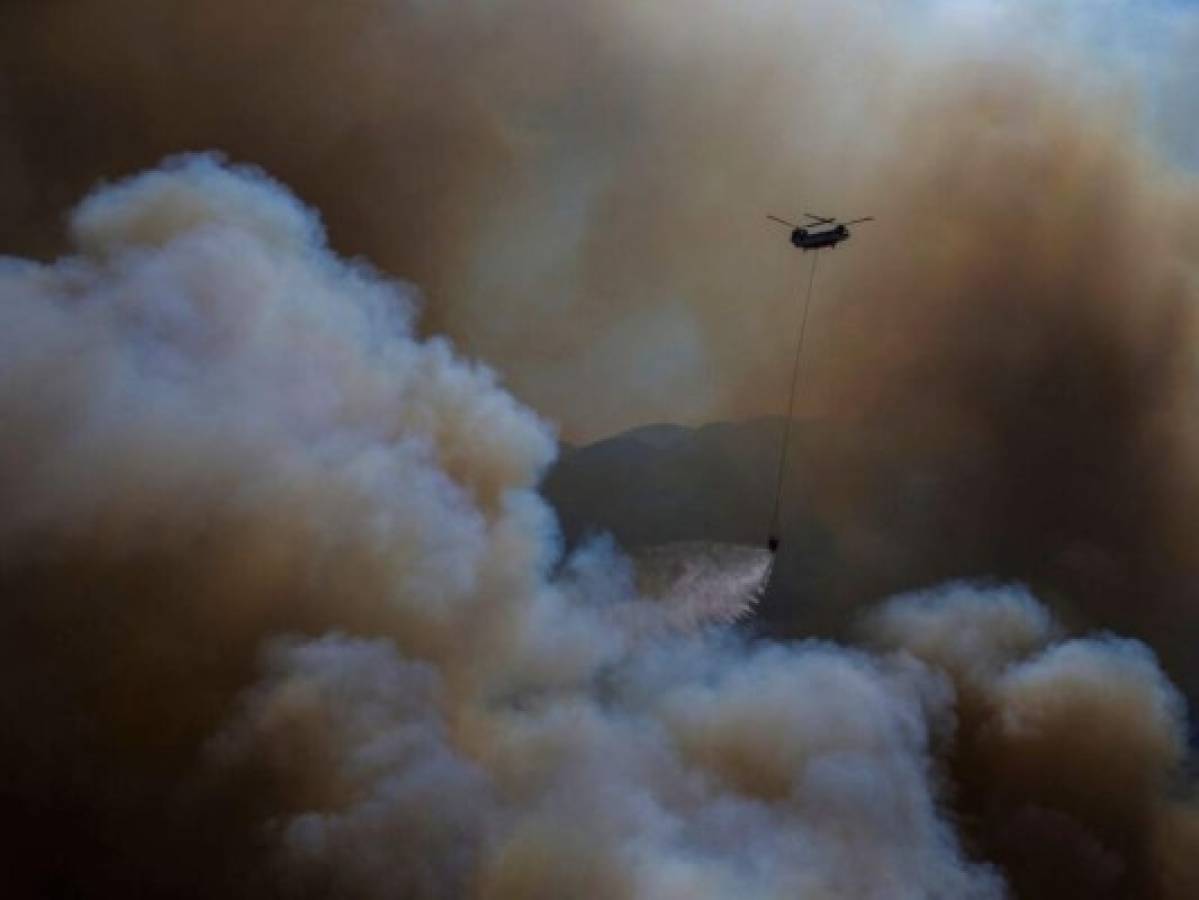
top-left (776, 64), bottom-right (1199, 697)
top-left (4, 0), bottom-right (1199, 896)
top-left (0, 149), bottom-right (1195, 900)
top-left (0, 0), bottom-right (1000, 435)
top-left (6, 0), bottom-right (1199, 624)
top-left (0, 157), bottom-right (1012, 897)
top-left (862, 582), bottom-right (1199, 899)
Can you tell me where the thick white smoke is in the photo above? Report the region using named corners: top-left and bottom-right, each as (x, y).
top-left (1, 157), bottom-right (1195, 897)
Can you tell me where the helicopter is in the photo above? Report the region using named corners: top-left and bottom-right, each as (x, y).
top-left (768, 213), bottom-right (873, 250)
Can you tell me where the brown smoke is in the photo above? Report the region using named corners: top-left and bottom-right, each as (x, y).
top-left (863, 583), bottom-right (1199, 899)
top-left (6, 3), bottom-right (1199, 647)
top-left (2, 156), bottom-right (1195, 898)
top-left (4, 1), bottom-right (1199, 895)
top-left (2, 1), bottom-right (1197, 434)
top-left (0, 0), bottom-right (994, 436)
top-left (776, 61), bottom-right (1199, 694)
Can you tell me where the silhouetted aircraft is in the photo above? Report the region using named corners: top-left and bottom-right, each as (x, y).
top-left (767, 213), bottom-right (873, 250)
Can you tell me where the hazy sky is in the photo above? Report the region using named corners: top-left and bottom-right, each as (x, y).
top-left (2, 0), bottom-right (1198, 440)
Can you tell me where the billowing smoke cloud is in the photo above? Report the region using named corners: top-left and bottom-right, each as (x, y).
top-left (862, 583), bottom-right (1199, 899)
top-left (778, 48), bottom-right (1199, 693)
top-left (0, 156), bottom-right (971, 897)
top-left (6, 1), bottom-right (1199, 893)
top-left (5, 2), bottom-right (1199, 680)
top-left (2, 156), bottom-right (1197, 898)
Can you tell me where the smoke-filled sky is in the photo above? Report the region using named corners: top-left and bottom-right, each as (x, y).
top-left (4, 0), bottom-right (1197, 439)
top-left (1, 150), bottom-right (1196, 900)
top-left (3, 1), bottom-right (1199, 897)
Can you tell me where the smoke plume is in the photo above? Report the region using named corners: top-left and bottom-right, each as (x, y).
top-left (5, 0), bottom-right (1199, 894)
top-left (5, 3), bottom-right (1199, 654)
top-left (3, 1), bottom-right (1191, 436)
top-left (0, 154), bottom-right (1196, 898)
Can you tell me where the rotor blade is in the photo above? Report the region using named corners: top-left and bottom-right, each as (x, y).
top-left (842, 217), bottom-right (874, 226)
top-left (804, 213), bottom-right (835, 224)
top-left (767, 215), bottom-right (797, 228)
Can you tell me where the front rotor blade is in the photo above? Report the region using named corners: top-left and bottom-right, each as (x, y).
top-left (843, 217), bottom-right (874, 226)
top-left (767, 215), bottom-right (797, 228)
top-left (804, 213), bottom-right (835, 224)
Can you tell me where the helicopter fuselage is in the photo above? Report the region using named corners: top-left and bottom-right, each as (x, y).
top-left (791, 225), bottom-right (850, 250)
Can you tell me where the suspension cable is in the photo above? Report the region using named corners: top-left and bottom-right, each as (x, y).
top-left (767, 250), bottom-right (820, 552)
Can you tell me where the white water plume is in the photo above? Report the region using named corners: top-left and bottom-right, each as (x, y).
top-left (633, 541), bottom-right (773, 628)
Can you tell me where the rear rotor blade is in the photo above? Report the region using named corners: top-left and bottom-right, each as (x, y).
top-left (767, 215), bottom-right (797, 228)
top-left (804, 213), bottom-right (835, 225)
top-left (843, 217), bottom-right (874, 226)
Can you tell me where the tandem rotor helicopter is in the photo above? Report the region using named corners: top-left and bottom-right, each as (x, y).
top-left (763, 208), bottom-right (874, 556)
top-left (767, 212), bottom-right (874, 250)
top-left (632, 206), bottom-right (878, 616)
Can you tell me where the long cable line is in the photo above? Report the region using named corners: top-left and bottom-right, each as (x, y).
top-left (768, 250), bottom-right (820, 552)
